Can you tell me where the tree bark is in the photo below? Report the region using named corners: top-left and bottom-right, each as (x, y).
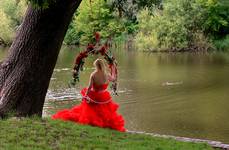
top-left (0, 0), bottom-right (82, 117)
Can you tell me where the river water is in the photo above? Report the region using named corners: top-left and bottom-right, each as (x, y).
top-left (1, 46), bottom-right (229, 144)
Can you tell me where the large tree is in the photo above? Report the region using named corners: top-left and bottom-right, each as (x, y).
top-left (0, 0), bottom-right (82, 117)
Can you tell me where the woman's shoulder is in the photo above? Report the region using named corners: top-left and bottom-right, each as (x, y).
top-left (90, 71), bottom-right (97, 77)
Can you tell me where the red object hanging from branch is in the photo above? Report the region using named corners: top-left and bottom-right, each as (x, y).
top-left (70, 32), bottom-right (118, 95)
top-left (95, 32), bottom-right (101, 43)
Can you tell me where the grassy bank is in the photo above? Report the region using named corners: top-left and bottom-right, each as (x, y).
top-left (0, 118), bottom-right (213, 150)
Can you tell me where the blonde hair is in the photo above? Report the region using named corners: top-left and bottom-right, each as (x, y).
top-left (94, 59), bottom-right (108, 75)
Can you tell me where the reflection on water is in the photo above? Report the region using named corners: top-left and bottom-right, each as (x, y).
top-left (1, 46), bottom-right (229, 144)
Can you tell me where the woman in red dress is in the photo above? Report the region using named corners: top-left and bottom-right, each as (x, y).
top-left (52, 59), bottom-right (125, 132)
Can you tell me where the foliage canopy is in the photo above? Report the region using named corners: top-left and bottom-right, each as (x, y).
top-left (0, 0), bottom-right (26, 44)
top-left (135, 0), bottom-right (229, 51)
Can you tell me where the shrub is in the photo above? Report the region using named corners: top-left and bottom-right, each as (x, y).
top-left (134, 0), bottom-right (216, 51)
top-left (0, 10), bottom-right (14, 44)
top-left (69, 0), bottom-right (126, 45)
top-left (213, 35), bottom-right (229, 51)
top-left (63, 0), bottom-right (139, 45)
top-left (200, 0), bottom-right (229, 37)
top-left (0, 0), bottom-right (27, 45)
top-left (0, 0), bottom-right (26, 27)
top-left (64, 21), bottom-right (83, 45)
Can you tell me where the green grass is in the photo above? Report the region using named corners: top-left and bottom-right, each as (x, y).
top-left (0, 118), bottom-right (213, 150)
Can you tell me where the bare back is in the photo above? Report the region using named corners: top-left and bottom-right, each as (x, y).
top-left (92, 71), bottom-right (108, 86)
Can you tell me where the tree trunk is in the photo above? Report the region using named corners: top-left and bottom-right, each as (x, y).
top-left (0, 0), bottom-right (82, 117)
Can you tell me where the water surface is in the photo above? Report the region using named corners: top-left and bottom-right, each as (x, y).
top-left (46, 47), bottom-right (229, 144)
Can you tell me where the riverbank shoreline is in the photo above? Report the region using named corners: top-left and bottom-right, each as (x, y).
top-left (0, 118), bottom-right (214, 150)
top-left (127, 130), bottom-right (229, 150)
top-left (141, 47), bottom-right (212, 53)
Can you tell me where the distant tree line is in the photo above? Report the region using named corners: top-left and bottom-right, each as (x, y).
top-left (0, 0), bottom-right (228, 51)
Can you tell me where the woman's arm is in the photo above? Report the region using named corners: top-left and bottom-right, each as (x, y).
top-left (86, 73), bottom-right (94, 95)
top-left (108, 64), bottom-right (117, 82)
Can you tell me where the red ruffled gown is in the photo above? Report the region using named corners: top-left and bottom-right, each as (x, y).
top-left (51, 84), bottom-right (125, 132)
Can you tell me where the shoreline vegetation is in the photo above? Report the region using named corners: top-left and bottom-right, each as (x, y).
top-left (0, 118), bottom-right (215, 150)
top-left (1, 0), bottom-right (228, 52)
